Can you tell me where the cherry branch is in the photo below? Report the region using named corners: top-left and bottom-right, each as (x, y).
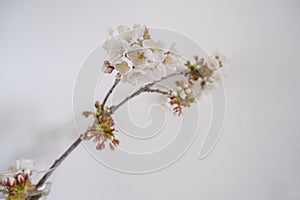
top-left (146, 88), bottom-right (170, 95)
top-left (35, 70), bottom-right (187, 191)
top-left (100, 75), bottom-right (121, 114)
top-left (110, 70), bottom-right (187, 114)
top-left (35, 132), bottom-right (87, 189)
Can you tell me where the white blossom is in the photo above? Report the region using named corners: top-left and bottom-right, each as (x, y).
top-left (162, 43), bottom-right (183, 72)
top-left (127, 45), bottom-right (152, 66)
top-left (191, 76), bottom-right (220, 99)
top-left (103, 38), bottom-right (129, 60)
top-left (142, 39), bottom-right (165, 62)
top-left (115, 60), bottom-right (132, 75)
top-left (116, 25), bottom-right (130, 33)
top-left (121, 68), bottom-right (146, 85)
top-left (102, 24), bottom-right (186, 86)
top-left (23, 169), bottom-right (32, 177)
top-left (163, 55), bottom-right (178, 71)
top-left (208, 50), bottom-right (229, 69)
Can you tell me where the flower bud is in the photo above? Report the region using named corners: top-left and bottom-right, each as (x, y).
top-left (7, 177), bottom-right (16, 187)
top-left (116, 73), bottom-right (122, 80)
top-left (109, 120), bottom-right (114, 126)
top-left (88, 126), bottom-right (96, 131)
top-left (82, 111), bottom-right (93, 118)
top-left (185, 88), bottom-right (191, 94)
top-left (180, 91), bottom-right (186, 99)
top-left (103, 65), bottom-right (115, 74)
top-left (100, 116), bottom-right (107, 122)
top-left (109, 143), bottom-right (115, 151)
top-left (102, 60), bottom-right (115, 74)
top-left (23, 169), bottom-right (32, 178)
top-left (112, 139), bottom-right (120, 146)
top-left (1, 179), bottom-right (8, 186)
top-left (99, 134), bottom-right (105, 141)
top-left (103, 60), bottom-right (110, 67)
top-left (16, 174), bottom-right (25, 184)
top-left (96, 143), bottom-right (105, 150)
top-left (95, 101), bottom-right (100, 109)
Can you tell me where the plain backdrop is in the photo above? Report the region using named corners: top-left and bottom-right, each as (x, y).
top-left (1, 0), bottom-right (300, 199)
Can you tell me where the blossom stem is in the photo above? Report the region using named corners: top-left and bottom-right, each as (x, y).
top-left (110, 87), bottom-right (169, 113)
top-left (35, 131), bottom-right (88, 190)
top-left (110, 86), bottom-right (148, 114)
top-left (101, 77), bottom-right (120, 114)
top-left (147, 71), bottom-right (186, 87)
top-left (110, 70), bottom-right (187, 114)
top-left (145, 88), bottom-right (170, 95)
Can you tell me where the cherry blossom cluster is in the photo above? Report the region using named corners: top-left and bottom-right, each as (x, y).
top-left (184, 53), bottom-right (228, 98)
top-left (102, 24), bottom-right (184, 85)
top-left (167, 80), bottom-right (196, 116)
top-left (82, 101), bottom-right (119, 151)
top-left (0, 160), bottom-right (35, 199)
top-left (1, 169), bottom-right (32, 191)
top-left (86, 24), bottom-right (227, 151)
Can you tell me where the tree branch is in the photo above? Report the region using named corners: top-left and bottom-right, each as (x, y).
top-left (33, 70), bottom-right (188, 197)
top-left (35, 131), bottom-right (88, 189)
top-left (110, 70), bottom-right (187, 114)
top-left (101, 75), bottom-right (121, 114)
top-left (110, 86), bottom-right (148, 114)
top-left (145, 88), bottom-right (170, 95)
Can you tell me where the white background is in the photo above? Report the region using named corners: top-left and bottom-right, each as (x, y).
top-left (1, 0), bottom-right (300, 199)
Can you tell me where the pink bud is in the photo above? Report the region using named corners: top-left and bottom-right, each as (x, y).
top-left (109, 120), bottom-right (114, 126)
top-left (83, 132), bottom-right (94, 140)
top-left (103, 60), bottom-right (111, 67)
top-left (88, 126), bottom-right (96, 131)
top-left (23, 169), bottom-right (32, 178)
top-left (112, 139), bottom-right (120, 146)
top-left (100, 116), bottom-right (107, 122)
top-left (1, 179), bottom-right (8, 186)
top-left (96, 143), bottom-right (105, 150)
top-left (93, 134), bottom-right (102, 143)
top-left (103, 66), bottom-right (114, 74)
top-left (188, 79), bottom-right (194, 86)
top-left (82, 111), bottom-right (91, 118)
top-left (109, 143), bottom-right (115, 151)
top-left (99, 134), bottom-right (105, 141)
top-left (16, 174), bottom-right (25, 184)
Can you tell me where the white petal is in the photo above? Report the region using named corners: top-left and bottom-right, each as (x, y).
top-left (8, 177), bottom-right (16, 186)
top-left (180, 91), bottom-right (186, 99)
top-left (24, 169), bottom-right (32, 177)
top-left (116, 61), bottom-right (131, 74)
top-left (17, 174), bottom-right (24, 183)
top-left (116, 25), bottom-right (130, 33)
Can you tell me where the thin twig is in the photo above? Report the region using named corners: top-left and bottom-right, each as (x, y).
top-left (101, 76), bottom-right (121, 114)
top-left (35, 131), bottom-right (88, 189)
top-left (147, 71), bottom-right (186, 87)
top-left (110, 70), bottom-right (187, 114)
top-left (110, 86), bottom-right (148, 114)
top-left (110, 87), bottom-right (169, 114)
top-left (145, 88), bottom-right (170, 95)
